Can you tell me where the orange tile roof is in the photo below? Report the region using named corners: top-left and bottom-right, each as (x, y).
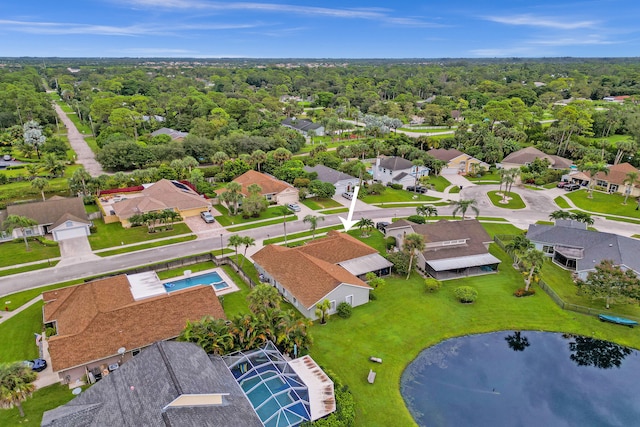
top-left (591, 163), bottom-right (640, 186)
top-left (252, 241), bottom-right (370, 309)
top-left (232, 170), bottom-right (295, 196)
top-left (296, 230), bottom-right (378, 264)
top-left (43, 276), bottom-right (225, 371)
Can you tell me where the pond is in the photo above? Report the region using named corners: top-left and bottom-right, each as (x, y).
top-left (401, 332), bottom-right (640, 427)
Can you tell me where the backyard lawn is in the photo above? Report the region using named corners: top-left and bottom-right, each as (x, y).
top-left (0, 302), bottom-right (43, 363)
top-left (362, 188), bottom-right (439, 204)
top-left (487, 190), bottom-right (526, 209)
top-left (309, 243), bottom-right (640, 426)
top-left (0, 383), bottom-right (78, 427)
top-left (87, 220), bottom-right (192, 250)
top-left (0, 240), bottom-right (60, 268)
top-left (301, 197), bottom-right (342, 210)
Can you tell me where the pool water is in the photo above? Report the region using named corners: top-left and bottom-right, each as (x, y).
top-left (401, 332), bottom-right (640, 427)
top-left (241, 371), bottom-right (306, 427)
top-left (164, 270), bottom-right (230, 292)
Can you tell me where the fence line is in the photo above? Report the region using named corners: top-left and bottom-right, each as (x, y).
top-left (494, 235), bottom-right (640, 323)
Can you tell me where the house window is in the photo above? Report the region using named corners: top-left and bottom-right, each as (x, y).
top-left (596, 180), bottom-right (607, 187)
top-left (330, 300), bottom-right (336, 312)
top-left (543, 245), bottom-right (554, 254)
top-left (66, 221), bottom-right (73, 228)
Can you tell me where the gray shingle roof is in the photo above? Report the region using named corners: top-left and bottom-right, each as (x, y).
top-left (282, 117), bottom-right (322, 132)
top-left (378, 156), bottom-right (413, 171)
top-left (526, 223), bottom-right (640, 274)
top-left (303, 164), bottom-right (356, 184)
top-left (41, 341), bottom-right (262, 427)
top-left (7, 197), bottom-right (88, 226)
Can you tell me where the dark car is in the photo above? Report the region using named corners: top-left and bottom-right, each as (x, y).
top-left (24, 358), bottom-right (47, 372)
top-left (564, 183), bottom-right (581, 191)
top-left (407, 185), bottom-right (428, 193)
top-left (376, 221), bottom-right (391, 232)
top-left (200, 211), bottom-right (215, 223)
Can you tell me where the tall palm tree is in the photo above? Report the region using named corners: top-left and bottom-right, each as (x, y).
top-left (416, 205), bottom-right (438, 219)
top-left (549, 210), bottom-right (572, 221)
top-left (2, 215), bottom-right (38, 251)
top-left (272, 147), bottom-right (292, 165)
top-left (355, 217), bottom-right (375, 237)
top-left (451, 199), bottom-right (479, 219)
top-left (403, 232), bottom-right (425, 280)
top-left (581, 162), bottom-right (608, 199)
top-left (247, 284), bottom-right (281, 316)
top-left (250, 149), bottom-right (267, 172)
top-left (315, 299), bottom-right (331, 324)
top-left (30, 177), bottom-right (48, 201)
top-left (276, 205), bottom-right (291, 245)
top-left (241, 236), bottom-right (256, 268)
top-left (623, 171), bottom-right (639, 205)
top-left (519, 249), bottom-right (546, 291)
top-left (0, 362), bottom-right (37, 418)
top-left (228, 234), bottom-right (243, 264)
top-left (570, 211), bottom-right (594, 226)
top-left (505, 235), bottom-right (534, 265)
top-left (219, 181), bottom-right (243, 215)
top-left (211, 151), bottom-right (229, 170)
top-left (303, 214), bottom-right (324, 240)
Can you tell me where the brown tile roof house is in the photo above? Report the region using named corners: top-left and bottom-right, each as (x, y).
top-left (426, 148), bottom-right (489, 174)
top-left (427, 148), bottom-right (467, 162)
top-left (572, 162), bottom-right (640, 197)
top-left (385, 219), bottom-right (500, 280)
top-left (591, 162), bottom-right (639, 186)
top-left (228, 170), bottom-right (299, 204)
top-left (501, 146), bottom-right (573, 169)
top-left (43, 275), bottom-right (225, 379)
top-left (110, 179), bottom-right (209, 222)
top-left (252, 231), bottom-right (388, 319)
top-left (5, 196), bottom-right (91, 241)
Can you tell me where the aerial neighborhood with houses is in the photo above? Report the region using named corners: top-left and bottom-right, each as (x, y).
top-left (2, 58), bottom-right (640, 426)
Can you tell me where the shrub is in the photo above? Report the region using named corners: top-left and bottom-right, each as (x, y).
top-left (368, 292), bottom-right (377, 301)
top-left (385, 236), bottom-right (396, 250)
top-left (514, 288), bottom-right (536, 297)
top-left (424, 277), bottom-right (442, 293)
top-left (365, 272), bottom-right (386, 288)
top-left (406, 215), bottom-right (426, 224)
top-left (386, 251), bottom-right (410, 275)
top-left (387, 183), bottom-right (403, 190)
top-left (454, 286), bottom-right (478, 303)
top-left (0, 173), bottom-right (7, 185)
top-left (35, 236), bottom-right (59, 247)
top-left (336, 302), bottom-right (353, 318)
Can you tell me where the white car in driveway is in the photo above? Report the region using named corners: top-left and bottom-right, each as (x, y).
top-left (200, 211), bottom-right (215, 223)
top-left (287, 203), bottom-right (301, 212)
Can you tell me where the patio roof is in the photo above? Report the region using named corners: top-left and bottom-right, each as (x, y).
top-left (288, 355), bottom-right (335, 421)
top-left (554, 245), bottom-right (584, 259)
top-left (127, 271), bottom-right (166, 300)
top-left (338, 253), bottom-right (393, 277)
top-left (428, 253), bottom-right (501, 272)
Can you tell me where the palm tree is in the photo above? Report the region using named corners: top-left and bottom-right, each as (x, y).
top-left (3, 215), bottom-right (38, 251)
top-left (228, 234), bottom-right (243, 264)
top-left (315, 299), bottom-right (331, 324)
top-left (505, 235), bottom-right (534, 265)
top-left (178, 316), bottom-right (234, 356)
top-left (623, 171), bottom-right (639, 205)
top-left (303, 214), bottom-right (324, 239)
top-left (247, 283), bottom-right (281, 316)
top-left (0, 362), bottom-right (37, 417)
top-left (211, 151), bottom-right (229, 170)
top-left (519, 249), bottom-right (546, 291)
top-left (497, 168), bottom-right (507, 193)
top-left (570, 211), bottom-right (594, 226)
top-left (250, 149), bottom-right (267, 172)
top-left (41, 153), bottom-right (65, 177)
top-left (276, 205), bottom-right (291, 245)
top-left (219, 181), bottom-right (243, 216)
top-left (416, 204), bottom-right (438, 219)
top-left (241, 236), bottom-right (256, 267)
top-left (403, 232), bottom-right (425, 280)
top-left (451, 199), bottom-right (479, 219)
top-left (549, 210), bottom-right (572, 221)
top-left (30, 177), bottom-right (48, 201)
top-left (272, 147), bottom-right (292, 165)
top-left (581, 162), bottom-right (608, 199)
top-left (355, 217), bottom-right (375, 237)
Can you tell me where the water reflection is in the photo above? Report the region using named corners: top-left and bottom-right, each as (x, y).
top-left (565, 335), bottom-right (632, 369)
top-left (504, 331), bottom-right (530, 352)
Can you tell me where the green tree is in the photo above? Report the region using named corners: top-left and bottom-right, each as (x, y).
top-left (0, 362), bottom-right (37, 418)
top-left (241, 236), bottom-right (256, 268)
top-left (355, 217), bottom-right (374, 237)
top-left (577, 259), bottom-right (640, 309)
top-left (581, 161), bottom-right (608, 199)
top-left (451, 199), bottom-right (479, 219)
top-left (303, 214), bottom-right (324, 240)
top-left (570, 211), bottom-right (594, 226)
top-left (549, 210), bottom-right (572, 221)
top-left (308, 180), bottom-right (336, 199)
top-left (228, 234), bottom-right (244, 264)
top-left (178, 316), bottom-right (234, 356)
top-left (41, 153), bottom-right (65, 177)
top-left (403, 232), bottom-right (425, 280)
top-left (219, 181), bottom-right (243, 216)
top-left (519, 249), bottom-right (545, 291)
top-left (22, 120), bottom-right (46, 158)
top-left (416, 204), bottom-right (438, 219)
top-left (623, 171), bottom-right (639, 205)
top-left (504, 235), bottom-right (534, 264)
top-left (69, 167), bottom-right (93, 196)
top-left (276, 205), bottom-right (291, 245)
top-left (250, 149), bottom-right (267, 172)
top-left (272, 147), bottom-right (292, 165)
top-left (247, 284), bottom-right (281, 316)
top-left (2, 215), bottom-right (38, 251)
top-left (315, 299), bottom-right (331, 324)
top-left (30, 177), bottom-right (49, 201)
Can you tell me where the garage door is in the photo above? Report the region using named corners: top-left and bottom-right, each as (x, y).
top-left (277, 193), bottom-right (299, 205)
top-left (53, 227), bottom-right (88, 241)
top-left (441, 167), bottom-right (459, 175)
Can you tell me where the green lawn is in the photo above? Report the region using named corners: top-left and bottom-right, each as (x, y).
top-left (466, 172), bottom-right (501, 182)
top-left (481, 222), bottom-right (524, 237)
top-left (263, 225), bottom-right (343, 245)
top-left (421, 175), bottom-right (452, 192)
top-left (0, 302), bottom-right (43, 363)
top-left (220, 265), bottom-right (252, 318)
top-left (0, 165), bottom-right (82, 205)
top-left (0, 261), bottom-right (59, 278)
top-left (96, 236), bottom-right (196, 257)
top-left (300, 198), bottom-right (342, 210)
top-left (487, 190), bottom-right (526, 209)
top-left (554, 196), bottom-right (571, 209)
top-left (0, 383), bottom-right (77, 427)
top-left (564, 190), bottom-right (640, 218)
top-left (87, 220), bottom-right (192, 250)
top-left (348, 229), bottom-right (386, 252)
top-left (84, 136), bottom-right (100, 154)
top-left (319, 207), bottom-right (349, 214)
top-left (227, 216), bottom-right (297, 232)
top-left (0, 240), bottom-right (60, 268)
top-left (214, 204), bottom-right (296, 227)
top-left (309, 243), bottom-right (640, 426)
top-left (362, 188), bottom-right (439, 204)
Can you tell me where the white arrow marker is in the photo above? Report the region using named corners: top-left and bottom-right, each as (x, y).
top-left (339, 186), bottom-right (360, 232)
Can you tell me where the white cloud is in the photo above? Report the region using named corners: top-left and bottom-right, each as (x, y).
top-left (529, 36), bottom-right (618, 46)
top-left (484, 14), bottom-right (597, 30)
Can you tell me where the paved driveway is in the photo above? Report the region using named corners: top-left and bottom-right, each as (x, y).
top-left (184, 215), bottom-right (225, 237)
top-left (58, 236), bottom-right (99, 266)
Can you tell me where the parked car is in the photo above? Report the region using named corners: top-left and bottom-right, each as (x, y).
top-left (406, 185), bottom-right (428, 193)
top-left (287, 203), bottom-right (301, 212)
top-left (556, 181), bottom-right (567, 188)
top-left (200, 211), bottom-right (215, 223)
top-left (564, 183), bottom-right (581, 191)
top-left (376, 221), bottom-right (391, 232)
top-left (2, 154), bottom-right (11, 161)
top-left (24, 358), bottom-right (47, 372)
top-left (342, 192), bottom-right (354, 200)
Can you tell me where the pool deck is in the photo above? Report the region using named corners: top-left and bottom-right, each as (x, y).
top-left (161, 267), bottom-right (240, 296)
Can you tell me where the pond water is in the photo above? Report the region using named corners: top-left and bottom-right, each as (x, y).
top-left (401, 332), bottom-right (640, 427)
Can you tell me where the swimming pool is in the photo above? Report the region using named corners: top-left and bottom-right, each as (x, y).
top-left (163, 270), bottom-right (230, 292)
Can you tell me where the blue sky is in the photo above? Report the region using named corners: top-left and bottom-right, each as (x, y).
top-left (2, 0), bottom-right (639, 58)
